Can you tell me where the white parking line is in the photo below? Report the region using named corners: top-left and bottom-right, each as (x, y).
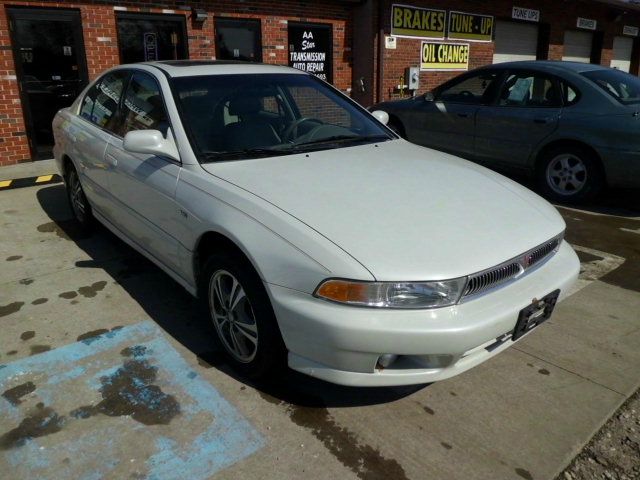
top-left (567, 245), bottom-right (626, 297)
top-left (620, 227), bottom-right (640, 235)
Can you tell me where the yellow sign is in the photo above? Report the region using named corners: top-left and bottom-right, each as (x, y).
top-left (391, 4), bottom-right (446, 39)
top-left (448, 11), bottom-right (494, 42)
top-left (420, 41), bottom-right (469, 71)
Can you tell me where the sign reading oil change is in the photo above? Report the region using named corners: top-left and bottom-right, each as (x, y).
top-left (448, 11), bottom-right (494, 42)
top-left (420, 41), bottom-right (469, 71)
top-left (391, 4), bottom-right (446, 39)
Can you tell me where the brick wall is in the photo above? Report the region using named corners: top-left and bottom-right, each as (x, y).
top-left (374, 0), bottom-right (640, 102)
top-left (0, 0), bottom-right (353, 164)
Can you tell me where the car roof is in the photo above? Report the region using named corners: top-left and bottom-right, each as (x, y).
top-left (482, 60), bottom-right (607, 74)
top-left (140, 60), bottom-right (306, 78)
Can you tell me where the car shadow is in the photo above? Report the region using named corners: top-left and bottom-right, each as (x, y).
top-left (36, 184), bottom-right (427, 408)
top-left (507, 174), bottom-right (640, 218)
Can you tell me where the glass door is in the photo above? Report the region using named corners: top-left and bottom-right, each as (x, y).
top-left (8, 7), bottom-right (88, 159)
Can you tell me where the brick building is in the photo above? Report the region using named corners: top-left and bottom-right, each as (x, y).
top-left (1, 0), bottom-right (640, 164)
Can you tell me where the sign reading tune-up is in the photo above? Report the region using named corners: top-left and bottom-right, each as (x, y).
top-left (448, 11), bottom-right (494, 42)
top-left (391, 4), bottom-right (446, 39)
top-left (420, 41), bottom-right (469, 71)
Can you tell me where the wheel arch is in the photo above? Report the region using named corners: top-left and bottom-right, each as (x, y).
top-left (534, 139), bottom-right (607, 186)
top-left (192, 230), bottom-right (263, 298)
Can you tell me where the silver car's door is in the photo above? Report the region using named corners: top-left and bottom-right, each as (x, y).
top-left (411, 69), bottom-right (502, 155)
top-left (73, 70), bottom-right (129, 215)
top-left (474, 71), bottom-right (562, 169)
top-left (105, 71), bottom-right (183, 273)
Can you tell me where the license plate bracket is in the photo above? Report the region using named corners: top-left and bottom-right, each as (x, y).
top-left (512, 289), bottom-right (560, 341)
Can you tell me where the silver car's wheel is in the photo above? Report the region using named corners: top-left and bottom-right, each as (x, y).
top-left (545, 153), bottom-right (587, 196)
top-left (209, 270), bottom-right (259, 363)
top-left (66, 165), bottom-right (93, 228)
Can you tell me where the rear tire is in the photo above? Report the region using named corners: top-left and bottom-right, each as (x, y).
top-left (65, 163), bottom-right (93, 230)
top-left (536, 145), bottom-right (603, 203)
top-left (201, 252), bottom-right (286, 380)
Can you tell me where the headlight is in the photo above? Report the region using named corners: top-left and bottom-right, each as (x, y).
top-left (314, 278), bottom-right (467, 309)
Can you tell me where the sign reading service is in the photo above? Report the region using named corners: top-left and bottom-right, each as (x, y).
top-left (420, 41), bottom-right (469, 71)
top-left (448, 11), bottom-right (493, 42)
top-left (391, 4), bottom-right (446, 39)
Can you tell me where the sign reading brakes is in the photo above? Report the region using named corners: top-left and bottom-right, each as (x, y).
top-left (420, 41), bottom-right (469, 71)
top-left (391, 4), bottom-right (446, 39)
top-left (448, 11), bottom-right (493, 42)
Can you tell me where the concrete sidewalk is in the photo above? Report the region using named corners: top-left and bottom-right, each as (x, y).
top-left (0, 163), bottom-right (639, 480)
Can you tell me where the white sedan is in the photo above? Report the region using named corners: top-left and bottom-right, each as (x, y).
top-left (53, 61), bottom-right (579, 387)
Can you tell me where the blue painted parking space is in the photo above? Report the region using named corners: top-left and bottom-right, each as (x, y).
top-left (0, 321), bottom-right (263, 479)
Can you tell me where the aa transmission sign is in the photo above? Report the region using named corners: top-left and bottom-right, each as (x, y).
top-left (288, 22), bottom-right (333, 82)
top-left (420, 41), bottom-right (469, 71)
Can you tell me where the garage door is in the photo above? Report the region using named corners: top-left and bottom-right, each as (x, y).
top-left (493, 20), bottom-right (539, 63)
top-left (611, 36), bottom-right (634, 72)
top-left (563, 30), bottom-right (593, 63)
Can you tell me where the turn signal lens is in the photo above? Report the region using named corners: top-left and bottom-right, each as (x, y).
top-left (314, 278), bottom-right (466, 309)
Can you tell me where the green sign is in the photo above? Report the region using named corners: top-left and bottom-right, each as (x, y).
top-left (391, 4), bottom-right (446, 39)
top-left (448, 11), bottom-right (494, 42)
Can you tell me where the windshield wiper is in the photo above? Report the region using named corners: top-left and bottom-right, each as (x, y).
top-left (292, 134), bottom-right (392, 148)
top-left (202, 147), bottom-right (292, 161)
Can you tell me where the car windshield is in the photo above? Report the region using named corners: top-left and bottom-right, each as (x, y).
top-left (581, 69), bottom-right (640, 105)
top-left (171, 73), bottom-right (394, 161)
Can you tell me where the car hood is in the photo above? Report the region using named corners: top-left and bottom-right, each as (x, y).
top-left (201, 140), bottom-right (565, 281)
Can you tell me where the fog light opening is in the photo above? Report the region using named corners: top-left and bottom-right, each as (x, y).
top-left (377, 354), bottom-right (398, 370)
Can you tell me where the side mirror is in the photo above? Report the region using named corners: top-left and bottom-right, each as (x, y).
top-left (123, 129), bottom-right (180, 162)
top-left (423, 91), bottom-right (435, 102)
top-left (371, 110), bottom-right (389, 125)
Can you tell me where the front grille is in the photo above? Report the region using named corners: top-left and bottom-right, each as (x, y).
top-left (525, 238), bottom-right (560, 268)
top-left (462, 234), bottom-right (562, 299)
top-left (463, 262), bottom-right (522, 297)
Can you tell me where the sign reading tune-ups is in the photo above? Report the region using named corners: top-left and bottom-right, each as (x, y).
top-left (420, 41), bottom-right (469, 71)
top-left (391, 4), bottom-right (446, 39)
top-left (448, 11), bottom-right (494, 42)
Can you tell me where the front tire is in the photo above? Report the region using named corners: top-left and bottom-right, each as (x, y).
top-left (65, 163), bottom-right (93, 229)
top-left (202, 252), bottom-right (286, 379)
top-left (537, 146), bottom-right (603, 202)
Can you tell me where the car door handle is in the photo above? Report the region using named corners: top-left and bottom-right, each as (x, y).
top-left (105, 153), bottom-right (118, 167)
top-left (457, 112), bottom-right (471, 118)
top-left (533, 117), bottom-right (553, 124)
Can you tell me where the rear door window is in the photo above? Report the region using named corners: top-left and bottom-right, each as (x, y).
top-left (499, 72), bottom-right (562, 107)
top-left (79, 70), bottom-right (129, 132)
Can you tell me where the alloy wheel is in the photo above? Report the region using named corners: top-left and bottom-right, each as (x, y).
top-left (545, 153), bottom-right (587, 196)
top-left (208, 270), bottom-right (259, 363)
top-left (69, 170), bottom-right (87, 222)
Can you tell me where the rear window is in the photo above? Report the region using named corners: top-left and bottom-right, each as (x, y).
top-left (582, 69), bottom-right (640, 105)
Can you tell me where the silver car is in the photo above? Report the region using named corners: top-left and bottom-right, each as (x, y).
top-left (374, 61), bottom-right (640, 202)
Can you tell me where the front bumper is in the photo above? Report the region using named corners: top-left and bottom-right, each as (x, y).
top-left (268, 241), bottom-right (580, 387)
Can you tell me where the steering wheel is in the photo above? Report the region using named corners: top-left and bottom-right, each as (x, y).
top-left (458, 90), bottom-right (474, 98)
top-left (282, 117), bottom-right (323, 143)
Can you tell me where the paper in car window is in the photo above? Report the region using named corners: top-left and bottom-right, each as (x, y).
top-left (509, 78), bottom-right (533, 102)
top-left (124, 96), bottom-right (155, 128)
